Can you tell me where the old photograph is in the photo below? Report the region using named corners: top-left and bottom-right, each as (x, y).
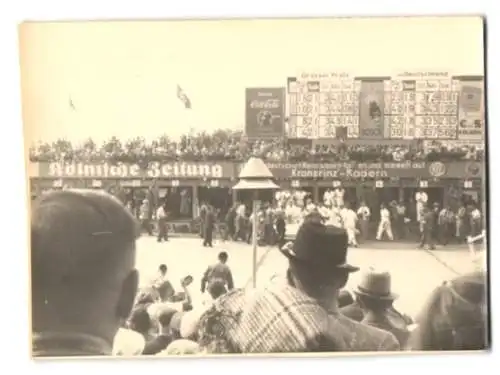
top-left (20, 16), bottom-right (488, 357)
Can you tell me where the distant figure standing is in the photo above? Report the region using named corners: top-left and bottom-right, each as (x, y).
top-left (376, 204), bottom-right (393, 241)
top-left (418, 205), bottom-right (436, 250)
top-left (357, 201), bottom-right (371, 242)
top-left (225, 204), bottom-right (237, 240)
top-left (139, 199), bottom-right (152, 236)
top-left (342, 204), bottom-right (359, 247)
top-left (235, 202), bottom-right (247, 241)
top-left (203, 205), bottom-right (215, 247)
top-left (201, 251), bottom-right (234, 294)
top-left (275, 210), bottom-right (286, 249)
top-left (156, 202), bottom-right (169, 242)
top-left (199, 202), bottom-right (208, 238)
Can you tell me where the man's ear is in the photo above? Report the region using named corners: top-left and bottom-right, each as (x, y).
top-left (116, 269), bottom-right (139, 320)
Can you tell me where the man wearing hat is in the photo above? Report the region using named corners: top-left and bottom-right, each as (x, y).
top-left (232, 221), bottom-right (400, 353)
top-left (351, 268), bottom-right (412, 347)
top-left (31, 190), bottom-right (140, 357)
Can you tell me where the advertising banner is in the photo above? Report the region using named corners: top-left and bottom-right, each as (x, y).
top-left (265, 160), bottom-right (484, 180)
top-left (32, 161), bottom-right (235, 179)
top-left (457, 79), bottom-right (485, 140)
top-left (245, 87), bottom-right (285, 138)
top-left (359, 80), bottom-right (385, 138)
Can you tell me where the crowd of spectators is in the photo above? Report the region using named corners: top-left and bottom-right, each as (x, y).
top-left (31, 190), bottom-right (488, 356)
top-left (28, 129), bottom-right (484, 164)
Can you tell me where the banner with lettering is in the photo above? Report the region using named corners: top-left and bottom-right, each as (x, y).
top-left (245, 87), bottom-right (285, 138)
top-left (265, 161), bottom-right (484, 180)
top-left (32, 162), bottom-right (235, 179)
top-left (457, 79), bottom-right (485, 140)
top-left (359, 80), bottom-right (385, 138)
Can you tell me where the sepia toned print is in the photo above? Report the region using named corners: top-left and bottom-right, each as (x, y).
top-left (20, 16), bottom-right (488, 358)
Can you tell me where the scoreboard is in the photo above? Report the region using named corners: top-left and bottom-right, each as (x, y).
top-left (287, 77), bottom-right (360, 139)
top-left (286, 73), bottom-right (483, 140)
top-left (385, 78), bottom-right (459, 139)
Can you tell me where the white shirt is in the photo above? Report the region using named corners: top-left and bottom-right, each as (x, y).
top-left (471, 209), bottom-right (481, 220)
top-left (342, 209), bottom-right (358, 228)
top-left (323, 190), bottom-right (334, 205)
top-left (357, 206), bottom-right (371, 220)
top-left (306, 202), bottom-right (316, 213)
top-left (236, 204), bottom-right (246, 217)
top-left (318, 205), bottom-right (330, 218)
top-left (415, 191), bottom-right (428, 203)
top-left (380, 208), bottom-right (391, 222)
top-left (156, 206), bottom-right (167, 219)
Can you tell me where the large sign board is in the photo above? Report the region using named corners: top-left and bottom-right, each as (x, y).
top-left (286, 72), bottom-right (483, 140)
top-left (386, 72), bottom-right (459, 139)
top-left (287, 73), bottom-right (358, 139)
top-left (245, 87), bottom-right (285, 138)
top-left (456, 78), bottom-right (484, 141)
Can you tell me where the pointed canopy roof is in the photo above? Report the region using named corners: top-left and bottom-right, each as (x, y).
top-left (238, 157), bottom-right (274, 179)
top-left (233, 178), bottom-right (280, 190)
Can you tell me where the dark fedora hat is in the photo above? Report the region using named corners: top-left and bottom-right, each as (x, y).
top-left (354, 268), bottom-right (398, 300)
top-left (280, 221), bottom-right (359, 272)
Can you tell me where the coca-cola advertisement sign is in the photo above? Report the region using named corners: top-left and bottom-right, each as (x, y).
top-left (245, 87), bottom-right (285, 138)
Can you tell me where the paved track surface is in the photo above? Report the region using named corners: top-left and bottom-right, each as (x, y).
top-left (135, 236), bottom-right (478, 318)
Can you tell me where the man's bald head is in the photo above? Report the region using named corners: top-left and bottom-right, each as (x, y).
top-left (31, 190), bottom-right (140, 337)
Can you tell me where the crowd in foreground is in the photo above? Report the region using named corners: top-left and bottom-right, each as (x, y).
top-left (31, 189), bottom-right (488, 357)
top-left (28, 131), bottom-right (484, 163)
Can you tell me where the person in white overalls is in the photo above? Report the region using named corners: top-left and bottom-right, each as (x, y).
top-left (342, 204), bottom-right (359, 247)
top-left (334, 187), bottom-right (345, 207)
top-left (376, 203), bottom-right (394, 241)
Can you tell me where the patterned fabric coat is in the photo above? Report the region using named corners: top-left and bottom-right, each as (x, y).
top-left (231, 284), bottom-right (400, 353)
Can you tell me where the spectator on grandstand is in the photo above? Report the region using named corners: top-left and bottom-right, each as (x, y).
top-left (28, 129), bottom-right (484, 164)
top-left (31, 190), bottom-right (140, 357)
top-left (230, 222), bottom-right (400, 353)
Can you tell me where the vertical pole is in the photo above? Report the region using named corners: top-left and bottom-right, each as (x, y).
top-left (192, 184), bottom-right (199, 219)
top-left (252, 191), bottom-right (259, 288)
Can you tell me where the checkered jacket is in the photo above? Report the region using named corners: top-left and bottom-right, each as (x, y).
top-left (232, 284), bottom-right (401, 353)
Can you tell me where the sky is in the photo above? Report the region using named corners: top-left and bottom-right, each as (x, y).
top-left (19, 16), bottom-right (484, 144)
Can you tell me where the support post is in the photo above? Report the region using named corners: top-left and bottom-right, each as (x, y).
top-left (252, 191), bottom-right (259, 288)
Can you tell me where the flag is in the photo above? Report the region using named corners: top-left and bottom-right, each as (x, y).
top-left (177, 85), bottom-right (191, 109)
top-left (460, 86), bottom-right (482, 112)
top-left (69, 97), bottom-right (76, 111)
